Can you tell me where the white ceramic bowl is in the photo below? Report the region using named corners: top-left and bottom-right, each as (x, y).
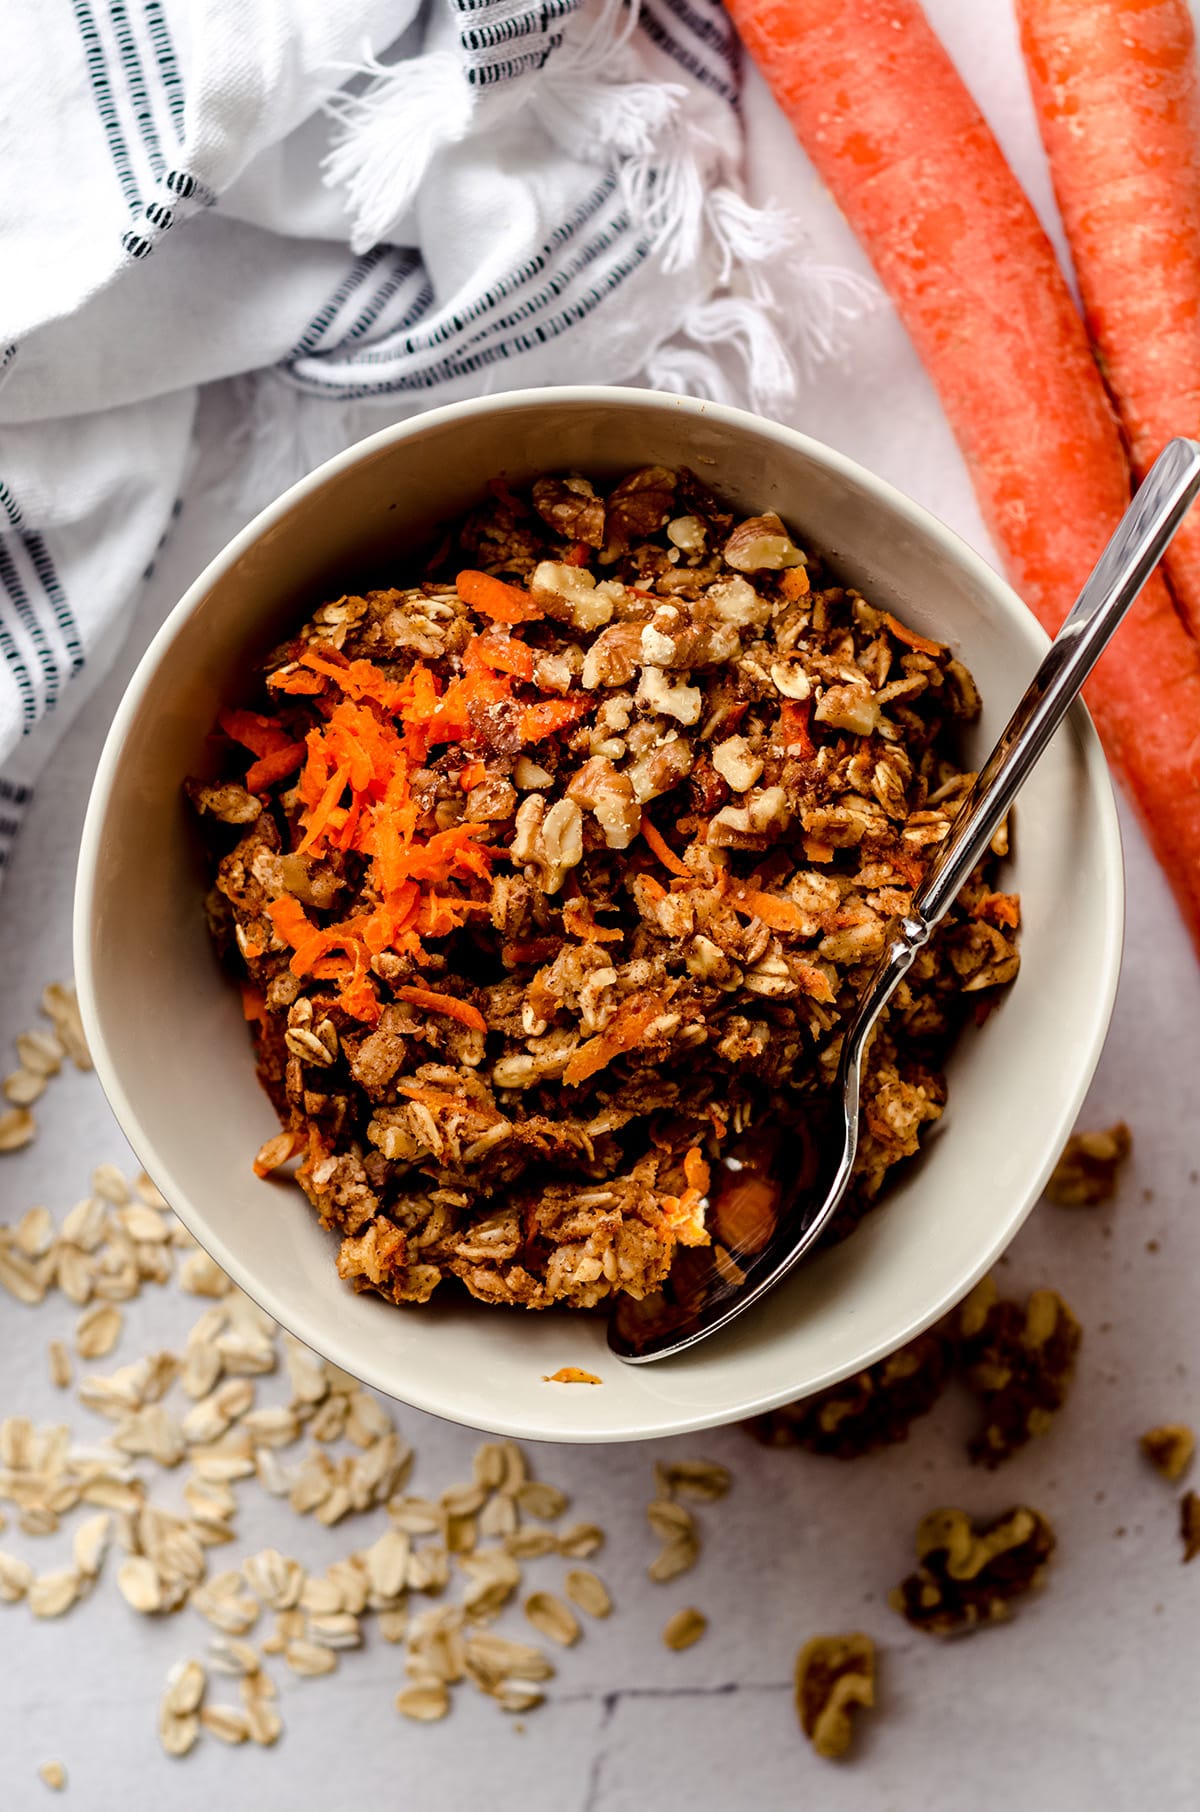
top-left (74, 387), bottom-right (1123, 1443)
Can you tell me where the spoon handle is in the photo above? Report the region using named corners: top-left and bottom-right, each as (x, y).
top-left (911, 437), bottom-right (1200, 930)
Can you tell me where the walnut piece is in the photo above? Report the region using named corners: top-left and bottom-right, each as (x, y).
top-left (531, 561), bottom-right (614, 631)
top-left (530, 474), bottom-right (605, 547)
top-left (954, 1277), bottom-right (1081, 1467)
top-left (1044, 1122), bottom-right (1132, 1205)
top-left (723, 512), bottom-right (805, 573)
top-left (745, 1330), bottom-right (953, 1457)
top-left (889, 1505), bottom-right (1055, 1635)
top-left (1141, 1423), bottom-right (1195, 1483)
top-left (510, 795), bottom-right (584, 895)
top-left (605, 466), bottom-right (676, 547)
top-left (794, 1633), bottom-right (875, 1760)
top-left (1181, 1491), bottom-right (1200, 1563)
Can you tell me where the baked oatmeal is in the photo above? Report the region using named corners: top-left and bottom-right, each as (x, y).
top-left (188, 467), bottom-right (1019, 1314)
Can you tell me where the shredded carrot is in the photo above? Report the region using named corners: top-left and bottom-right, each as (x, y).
top-left (974, 890), bottom-right (1021, 929)
top-left (458, 760), bottom-right (487, 792)
top-left (456, 569), bottom-right (544, 624)
top-left (465, 632), bottom-right (535, 682)
top-left (563, 997), bottom-right (667, 1087)
top-left (778, 698), bottom-right (815, 756)
top-left (240, 983), bottom-right (267, 1024)
top-left (683, 1145), bottom-right (711, 1195)
top-left (640, 817), bottom-right (693, 880)
top-left (779, 566), bottom-right (810, 601)
top-left (562, 897), bottom-right (623, 943)
top-left (218, 707), bottom-right (296, 759)
top-left (727, 884), bottom-right (809, 934)
top-left (542, 1367), bottom-right (602, 1384)
top-left (240, 934), bottom-right (267, 961)
top-left (395, 986), bottom-right (487, 1034)
top-left (518, 697), bottom-right (591, 743)
top-left (803, 836), bottom-right (835, 864)
top-left (638, 874), bottom-right (668, 903)
top-left (266, 664), bottom-right (326, 695)
top-left (245, 741), bottom-right (306, 792)
top-left (794, 963), bottom-right (836, 1004)
top-left (564, 542), bottom-right (591, 568)
top-left (883, 611), bottom-right (946, 658)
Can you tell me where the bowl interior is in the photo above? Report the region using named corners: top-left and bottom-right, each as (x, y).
top-left (75, 390), bottom-right (1122, 1442)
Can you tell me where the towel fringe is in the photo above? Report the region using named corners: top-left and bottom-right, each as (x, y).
top-left (323, 50), bottom-right (475, 255)
top-left (318, 0), bottom-right (882, 410)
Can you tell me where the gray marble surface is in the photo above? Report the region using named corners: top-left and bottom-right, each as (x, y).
top-left (4, 3), bottom-right (1200, 1803)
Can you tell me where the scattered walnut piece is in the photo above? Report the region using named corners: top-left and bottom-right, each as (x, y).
top-left (1141, 1424), bottom-right (1195, 1484)
top-left (954, 1277), bottom-right (1081, 1467)
top-left (889, 1506), bottom-right (1055, 1636)
top-left (1044, 1122), bottom-right (1132, 1205)
top-left (745, 1330), bottom-right (952, 1457)
top-left (794, 1633), bottom-right (875, 1760)
top-left (1180, 1492), bottom-right (1200, 1563)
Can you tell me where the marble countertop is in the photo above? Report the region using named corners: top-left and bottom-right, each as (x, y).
top-left (3, 2), bottom-right (1200, 1805)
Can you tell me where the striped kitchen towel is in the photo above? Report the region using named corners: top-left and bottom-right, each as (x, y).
top-left (0, 0), bottom-right (875, 867)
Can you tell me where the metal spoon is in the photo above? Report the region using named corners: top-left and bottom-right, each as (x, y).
top-left (610, 436), bottom-right (1200, 1365)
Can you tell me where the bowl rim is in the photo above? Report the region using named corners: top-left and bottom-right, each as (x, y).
top-left (73, 384), bottom-right (1126, 1441)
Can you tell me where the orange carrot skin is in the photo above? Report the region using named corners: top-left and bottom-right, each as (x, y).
top-left (1017, 0), bottom-right (1200, 638)
top-left (725, 0), bottom-right (1200, 947)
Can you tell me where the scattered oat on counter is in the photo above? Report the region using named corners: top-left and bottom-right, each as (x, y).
top-left (563, 1569), bottom-right (611, 1618)
top-left (954, 1277), bottom-right (1081, 1467)
top-left (1044, 1122), bottom-right (1132, 1206)
top-left (0, 984), bottom-right (91, 1155)
top-left (889, 1506), bottom-right (1055, 1636)
top-left (1141, 1424), bottom-right (1195, 1484)
top-left (37, 1760), bottom-right (66, 1791)
top-left (0, 1149), bottom-right (698, 1762)
top-left (794, 1633), bottom-right (875, 1760)
top-left (662, 1606), bottom-right (707, 1651)
top-left (542, 1368), bottom-right (602, 1385)
top-left (1180, 1492), bottom-right (1200, 1564)
top-left (745, 1329), bottom-right (953, 1457)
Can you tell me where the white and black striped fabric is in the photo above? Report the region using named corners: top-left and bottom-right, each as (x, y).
top-left (0, 0), bottom-right (870, 873)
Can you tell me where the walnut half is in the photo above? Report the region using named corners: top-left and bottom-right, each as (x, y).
top-left (1141, 1423), bottom-right (1195, 1484)
top-left (794, 1633), bottom-right (875, 1760)
top-left (889, 1505), bottom-right (1055, 1635)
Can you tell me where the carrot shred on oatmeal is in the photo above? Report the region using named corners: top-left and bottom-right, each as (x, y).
top-left (640, 817), bottom-right (693, 880)
top-left (456, 568), bottom-right (544, 624)
top-left (240, 984), bottom-right (267, 1024)
top-left (883, 611), bottom-right (946, 658)
top-left (563, 996), bottom-right (671, 1087)
top-left (727, 883), bottom-right (809, 934)
top-left (519, 697), bottom-right (592, 743)
top-left (218, 706), bottom-right (297, 759)
top-left (395, 986), bottom-right (488, 1034)
top-left (780, 565), bottom-right (811, 600)
top-left (683, 1145), bottom-right (711, 1195)
top-left (778, 698), bottom-right (815, 756)
top-left (244, 741), bottom-right (306, 793)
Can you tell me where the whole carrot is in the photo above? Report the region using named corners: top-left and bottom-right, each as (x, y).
top-left (724, 0), bottom-right (1200, 947)
top-left (1017, 0), bottom-right (1200, 639)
